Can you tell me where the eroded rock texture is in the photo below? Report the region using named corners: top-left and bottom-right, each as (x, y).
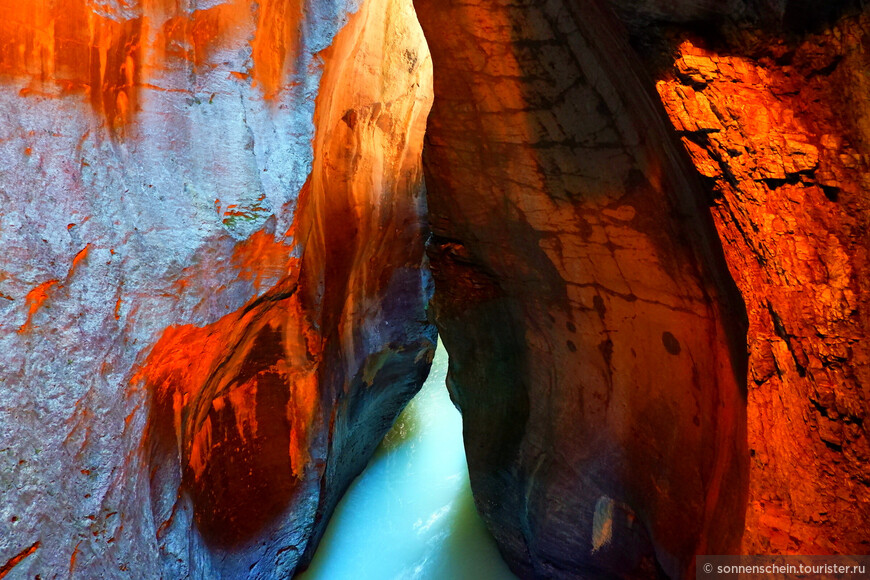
top-left (0, 0), bottom-right (433, 577)
top-left (415, 0), bottom-right (749, 577)
top-left (417, 0), bottom-right (869, 575)
top-left (656, 8), bottom-right (870, 555)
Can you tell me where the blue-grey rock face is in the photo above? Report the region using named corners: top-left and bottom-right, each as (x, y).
top-left (0, 0), bottom-right (434, 577)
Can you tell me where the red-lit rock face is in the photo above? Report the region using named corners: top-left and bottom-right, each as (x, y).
top-left (0, 0), bottom-right (433, 576)
top-left (142, 1), bottom-right (435, 574)
top-left (657, 12), bottom-right (870, 554)
top-left (0, 0), bottom-right (312, 133)
top-left (414, 0), bottom-right (749, 577)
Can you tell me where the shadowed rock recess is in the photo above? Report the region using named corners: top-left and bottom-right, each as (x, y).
top-left (1, 0), bottom-right (869, 578)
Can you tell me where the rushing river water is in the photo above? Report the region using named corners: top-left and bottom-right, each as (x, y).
top-left (298, 343), bottom-right (518, 580)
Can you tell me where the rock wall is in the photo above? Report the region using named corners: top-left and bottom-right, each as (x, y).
top-left (656, 8), bottom-right (870, 555)
top-left (414, 0), bottom-right (750, 577)
top-left (0, 0), bottom-right (434, 577)
top-left (3, 0), bottom-right (868, 577)
top-left (416, 0), bottom-right (869, 576)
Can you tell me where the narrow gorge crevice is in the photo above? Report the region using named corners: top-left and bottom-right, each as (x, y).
top-left (1, 0), bottom-right (868, 578)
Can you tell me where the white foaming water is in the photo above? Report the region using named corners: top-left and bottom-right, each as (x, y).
top-left (298, 343), bottom-right (518, 580)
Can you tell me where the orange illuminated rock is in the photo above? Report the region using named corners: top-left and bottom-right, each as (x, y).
top-left (414, 0), bottom-right (749, 576)
top-left (414, 1), bottom-right (870, 572)
top-left (656, 11), bottom-right (870, 554)
top-left (0, 0), bottom-right (144, 132)
top-left (17, 279), bottom-right (59, 333)
top-left (0, 0), bottom-right (307, 132)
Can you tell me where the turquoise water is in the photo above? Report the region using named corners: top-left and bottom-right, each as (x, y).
top-left (298, 343), bottom-right (518, 580)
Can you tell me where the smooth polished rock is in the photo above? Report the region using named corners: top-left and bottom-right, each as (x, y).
top-left (414, 0), bottom-right (749, 577)
top-left (0, 0), bottom-right (434, 577)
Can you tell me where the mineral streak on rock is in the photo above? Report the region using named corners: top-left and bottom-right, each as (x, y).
top-left (0, 541), bottom-right (40, 579)
top-left (0, 0), bottom-right (313, 133)
top-left (656, 10), bottom-right (870, 554)
top-left (414, 0), bottom-right (749, 577)
top-left (0, 0), bottom-right (434, 577)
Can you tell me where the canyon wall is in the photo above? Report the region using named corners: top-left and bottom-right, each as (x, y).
top-left (0, 0), bottom-right (434, 577)
top-left (655, 6), bottom-right (870, 555)
top-left (2, 0), bottom-right (868, 578)
top-left (414, 0), bottom-right (750, 577)
top-left (416, 0), bottom-right (869, 577)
